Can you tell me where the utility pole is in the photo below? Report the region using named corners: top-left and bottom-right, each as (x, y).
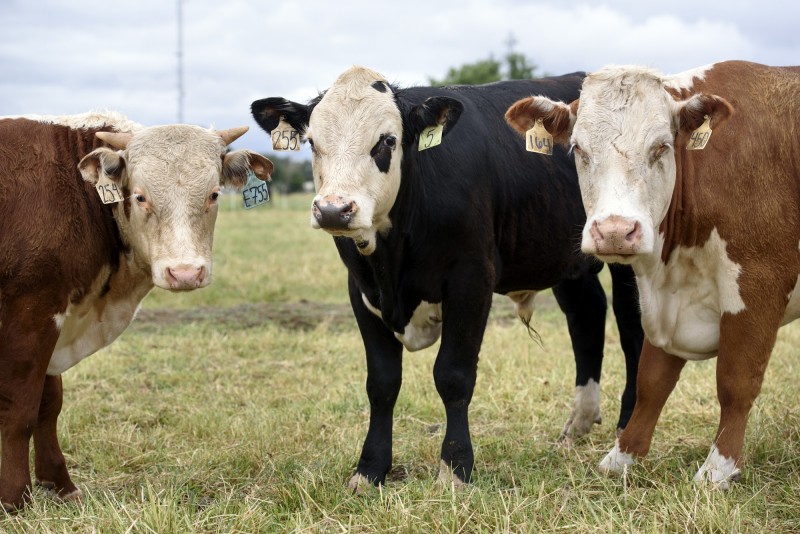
top-left (177, 0), bottom-right (184, 123)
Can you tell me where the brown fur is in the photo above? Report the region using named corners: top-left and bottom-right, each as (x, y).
top-left (619, 61), bottom-right (800, 474)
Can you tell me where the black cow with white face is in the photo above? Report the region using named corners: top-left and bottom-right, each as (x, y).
top-left (251, 66), bottom-right (643, 490)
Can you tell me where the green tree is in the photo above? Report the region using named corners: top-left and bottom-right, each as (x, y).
top-left (429, 34), bottom-right (539, 86)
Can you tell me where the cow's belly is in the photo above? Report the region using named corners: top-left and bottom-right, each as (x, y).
top-left (362, 294), bottom-right (442, 351)
top-left (49, 267), bottom-right (152, 375)
top-left (636, 230), bottom-right (746, 361)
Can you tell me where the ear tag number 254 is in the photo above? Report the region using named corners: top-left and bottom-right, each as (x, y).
top-left (95, 174), bottom-right (125, 204)
top-left (242, 170), bottom-right (269, 209)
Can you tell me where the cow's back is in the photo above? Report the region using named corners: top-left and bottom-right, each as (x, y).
top-left (394, 74), bottom-right (592, 292)
top-left (0, 118), bottom-right (120, 300)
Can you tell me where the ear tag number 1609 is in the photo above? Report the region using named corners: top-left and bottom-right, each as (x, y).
top-left (242, 170), bottom-right (269, 209)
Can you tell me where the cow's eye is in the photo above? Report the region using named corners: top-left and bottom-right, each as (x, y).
top-left (209, 191), bottom-right (220, 202)
top-left (571, 143), bottom-right (589, 164)
top-left (135, 194), bottom-right (146, 203)
top-left (384, 135), bottom-right (396, 148)
top-left (653, 143), bottom-right (670, 159)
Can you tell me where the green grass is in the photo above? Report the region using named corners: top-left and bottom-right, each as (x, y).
top-left (3, 192), bottom-right (800, 532)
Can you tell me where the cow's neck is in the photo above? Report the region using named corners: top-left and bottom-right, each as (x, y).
top-left (362, 231), bottom-right (407, 333)
top-left (658, 150), bottom-right (706, 263)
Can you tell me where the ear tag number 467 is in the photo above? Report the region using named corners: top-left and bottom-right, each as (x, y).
top-left (242, 170), bottom-right (269, 209)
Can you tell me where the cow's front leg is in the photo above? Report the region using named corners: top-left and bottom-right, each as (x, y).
top-left (552, 273), bottom-right (607, 441)
top-left (33, 375), bottom-right (80, 501)
top-left (435, 264), bottom-right (493, 487)
top-left (600, 340), bottom-right (685, 474)
top-left (347, 277), bottom-right (403, 492)
top-left (608, 263), bottom-right (644, 433)
top-left (0, 301), bottom-right (58, 511)
top-left (694, 308), bottom-right (781, 488)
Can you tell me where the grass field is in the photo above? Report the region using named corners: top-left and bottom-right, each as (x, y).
top-left (3, 193), bottom-right (800, 532)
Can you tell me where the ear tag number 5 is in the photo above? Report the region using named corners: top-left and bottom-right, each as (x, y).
top-left (242, 170), bottom-right (270, 209)
top-left (525, 118), bottom-right (553, 155)
top-left (419, 123), bottom-right (443, 151)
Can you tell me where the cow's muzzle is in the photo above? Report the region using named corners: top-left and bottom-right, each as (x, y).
top-left (312, 196), bottom-right (358, 231)
top-left (164, 264), bottom-right (207, 290)
top-left (589, 215), bottom-right (642, 256)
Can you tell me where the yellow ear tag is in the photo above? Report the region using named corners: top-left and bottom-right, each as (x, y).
top-left (418, 123), bottom-right (444, 151)
top-left (271, 119), bottom-right (301, 151)
top-left (95, 174), bottom-right (125, 204)
top-left (686, 115), bottom-right (712, 150)
top-left (525, 118), bottom-right (553, 155)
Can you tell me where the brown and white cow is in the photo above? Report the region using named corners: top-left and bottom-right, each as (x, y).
top-left (0, 112), bottom-right (273, 510)
top-left (505, 61), bottom-right (800, 488)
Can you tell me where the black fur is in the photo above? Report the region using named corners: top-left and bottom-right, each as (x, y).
top-left (251, 73), bottom-right (643, 487)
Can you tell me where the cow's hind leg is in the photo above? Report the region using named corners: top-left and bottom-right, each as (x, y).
top-left (34, 375), bottom-right (80, 501)
top-left (608, 263), bottom-right (644, 433)
top-left (552, 272), bottom-right (607, 442)
top-left (693, 308), bottom-right (781, 488)
top-left (0, 298), bottom-right (59, 511)
top-left (347, 276), bottom-right (404, 492)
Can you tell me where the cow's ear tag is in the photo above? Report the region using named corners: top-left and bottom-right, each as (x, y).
top-left (271, 119), bottom-right (302, 151)
top-left (95, 174), bottom-right (125, 204)
top-left (686, 115), bottom-right (712, 150)
top-left (242, 169), bottom-right (270, 209)
top-left (525, 118), bottom-right (553, 155)
top-left (418, 124), bottom-right (444, 151)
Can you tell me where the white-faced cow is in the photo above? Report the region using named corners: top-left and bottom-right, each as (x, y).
top-left (506, 60), bottom-right (800, 488)
top-left (0, 112), bottom-right (273, 510)
top-left (251, 66), bottom-right (643, 490)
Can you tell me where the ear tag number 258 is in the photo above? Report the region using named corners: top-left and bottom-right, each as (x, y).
top-left (242, 170), bottom-right (269, 209)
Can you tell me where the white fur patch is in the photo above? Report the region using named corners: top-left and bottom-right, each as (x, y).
top-left (559, 378), bottom-right (601, 441)
top-left (2, 111), bottom-right (142, 133)
top-left (361, 294), bottom-right (442, 352)
top-left (634, 229), bottom-right (745, 360)
top-left (598, 439), bottom-right (635, 474)
top-left (663, 63), bottom-right (715, 92)
top-left (48, 264), bottom-right (152, 375)
top-left (693, 444), bottom-right (741, 489)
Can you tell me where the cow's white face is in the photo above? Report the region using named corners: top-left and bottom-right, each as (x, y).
top-left (505, 64), bottom-right (732, 265)
top-left (571, 68), bottom-right (680, 262)
top-left (305, 67), bottom-right (403, 255)
top-left (79, 125), bottom-right (272, 290)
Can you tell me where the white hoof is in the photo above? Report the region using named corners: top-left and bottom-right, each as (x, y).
top-left (437, 460), bottom-right (467, 490)
top-left (693, 445), bottom-right (741, 490)
top-left (559, 379), bottom-right (602, 441)
top-left (598, 439), bottom-right (635, 475)
top-left (347, 473), bottom-right (373, 494)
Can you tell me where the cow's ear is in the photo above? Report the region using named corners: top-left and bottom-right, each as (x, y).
top-left (78, 147), bottom-right (127, 185)
top-left (505, 96), bottom-right (576, 145)
top-left (404, 96), bottom-right (464, 145)
top-left (222, 150), bottom-right (274, 188)
top-left (676, 94), bottom-right (734, 135)
top-left (251, 97), bottom-right (311, 136)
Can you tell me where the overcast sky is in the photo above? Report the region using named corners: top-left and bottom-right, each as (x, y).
top-left (1, 1), bottom-right (797, 154)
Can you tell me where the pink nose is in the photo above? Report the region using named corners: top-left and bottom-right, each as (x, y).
top-left (165, 265), bottom-right (206, 290)
top-left (590, 216), bottom-right (642, 256)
